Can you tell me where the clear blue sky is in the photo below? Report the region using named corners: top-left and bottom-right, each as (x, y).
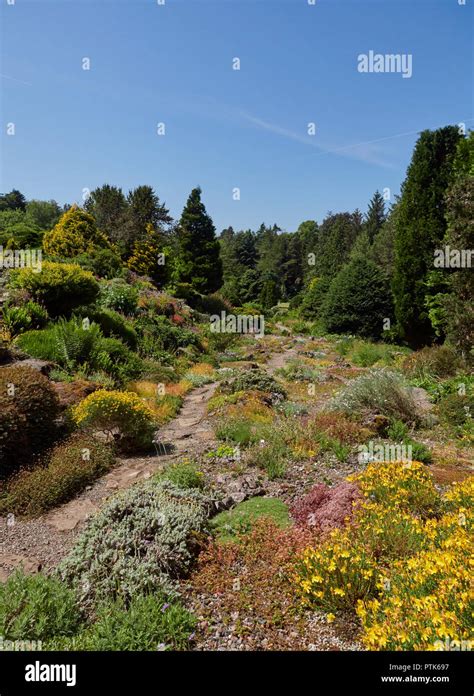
top-left (1, 0), bottom-right (472, 232)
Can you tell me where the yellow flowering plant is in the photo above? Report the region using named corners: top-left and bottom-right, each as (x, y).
top-left (295, 460), bottom-right (473, 650)
top-left (357, 526), bottom-right (473, 650)
top-left (72, 389), bottom-right (157, 451)
top-left (349, 460), bottom-right (441, 517)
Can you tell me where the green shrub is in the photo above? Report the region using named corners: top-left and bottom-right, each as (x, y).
top-left (330, 369), bottom-right (422, 425)
top-left (1, 434), bottom-right (115, 517)
top-left (215, 417), bottom-right (267, 447)
top-left (58, 479), bottom-right (213, 608)
top-left (349, 341), bottom-right (402, 367)
top-left (94, 337), bottom-right (143, 382)
top-left (402, 345), bottom-right (464, 379)
top-left (438, 392), bottom-right (474, 427)
top-left (0, 571), bottom-right (82, 642)
top-left (160, 461), bottom-right (205, 490)
top-left (54, 317), bottom-right (103, 369)
top-left (135, 315), bottom-right (200, 357)
top-left (140, 360), bottom-right (178, 383)
top-left (387, 419), bottom-right (410, 441)
top-left (197, 293), bottom-right (232, 315)
top-left (74, 306), bottom-right (137, 348)
top-left (0, 365), bottom-right (60, 477)
top-left (2, 301), bottom-right (48, 338)
top-left (72, 389), bottom-right (157, 452)
top-left (300, 276), bottom-right (331, 320)
top-left (334, 336), bottom-right (355, 357)
top-left (73, 248), bottom-right (124, 280)
top-left (98, 279), bottom-right (139, 315)
top-left (276, 360), bottom-right (321, 382)
top-left (211, 498), bottom-right (290, 542)
top-left (17, 319), bottom-right (142, 383)
top-left (46, 594), bottom-right (195, 651)
top-left (219, 368), bottom-right (286, 401)
top-left (9, 262), bottom-right (99, 316)
top-left (407, 440), bottom-right (433, 465)
top-left (321, 256), bottom-right (393, 338)
top-left (245, 432), bottom-right (290, 479)
top-left (15, 328), bottom-right (60, 363)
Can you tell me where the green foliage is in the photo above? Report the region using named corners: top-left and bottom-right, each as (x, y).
top-left (175, 187), bottom-right (223, 294)
top-left (402, 344), bottom-right (463, 379)
top-left (407, 440), bottom-right (433, 465)
top-left (245, 432), bottom-right (289, 479)
top-left (52, 318), bottom-right (103, 370)
top-left (98, 278), bottom-right (139, 315)
top-left (58, 479), bottom-right (212, 608)
top-left (16, 319), bottom-right (142, 383)
top-left (160, 461), bottom-right (205, 490)
top-left (73, 247), bottom-right (125, 279)
top-left (331, 369), bottom-right (422, 424)
top-left (43, 205), bottom-right (110, 258)
top-left (300, 276), bottom-right (331, 320)
top-left (349, 340), bottom-right (407, 367)
top-left (438, 392), bottom-right (474, 428)
top-left (211, 498), bottom-right (290, 542)
top-left (310, 211), bottom-right (363, 280)
top-left (197, 293), bottom-right (232, 315)
top-left (46, 594), bottom-right (195, 651)
top-left (25, 199), bottom-right (62, 230)
top-left (215, 417), bottom-right (267, 447)
top-left (321, 255), bottom-right (393, 339)
top-left (9, 261), bottom-right (99, 316)
top-left (392, 127), bottom-right (461, 347)
top-left (0, 365), bottom-right (60, 477)
top-left (2, 301), bottom-right (48, 338)
top-left (276, 359), bottom-right (321, 382)
top-left (219, 368), bottom-right (286, 400)
top-left (0, 571), bottom-right (82, 642)
top-left (135, 314), bottom-right (200, 358)
top-left (84, 184), bottom-right (129, 246)
top-left (74, 306), bottom-right (137, 348)
top-left (0, 189), bottom-right (26, 212)
top-left (438, 133), bottom-right (474, 359)
top-left (387, 419), bottom-right (410, 441)
top-left (1, 434), bottom-right (115, 517)
top-left (94, 336), bottom-right (143, 381)
top-left (365, 190), bottom-right (387, 244)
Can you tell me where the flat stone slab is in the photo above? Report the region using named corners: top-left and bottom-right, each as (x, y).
top-left (0, 553), bottom-right (42, 581)
top-left (44, 500), bottom-right (99, 531)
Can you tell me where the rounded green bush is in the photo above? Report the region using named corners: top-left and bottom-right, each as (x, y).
top-left (0, 571), bottom-right (82, 642)
top-left (9, 261), bottom-right (99, 317)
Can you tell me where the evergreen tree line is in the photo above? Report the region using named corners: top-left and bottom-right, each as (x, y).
top-left (1, 125), bottom-right (471, 355)
top-left (218, 126), bottom-right (473, 356)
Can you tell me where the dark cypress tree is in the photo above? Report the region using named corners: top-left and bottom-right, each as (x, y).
top-left (392, 126), bottom-right (461, 348)
top-left (365, 190), bottom-right (386, 244)
top-left (176, 187), bottom-right (223, 294)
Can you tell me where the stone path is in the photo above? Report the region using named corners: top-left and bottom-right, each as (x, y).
top-left (0, 340), bottom-right (296, 580)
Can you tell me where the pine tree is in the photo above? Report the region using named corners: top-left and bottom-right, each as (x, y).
top-left (392, 126), bottom-right (461, 347)
top-left (175, 187), bottom-right (223, 294)
top-left (365, 190), bottom-right (386, 244)
top-left (321, 256), bottom-right (393, 338)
